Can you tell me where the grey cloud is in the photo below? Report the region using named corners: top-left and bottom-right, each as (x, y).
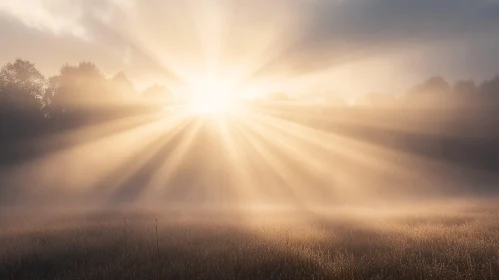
top-left (302, 0), bottom-right (499, 46)
top-left (251, 0), bottom-right (499, 78)
top-left (0, 1), bottom-right (181, 83)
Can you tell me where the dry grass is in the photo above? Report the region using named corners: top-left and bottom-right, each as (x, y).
top-left (0, 204), bottom-right (498, 280)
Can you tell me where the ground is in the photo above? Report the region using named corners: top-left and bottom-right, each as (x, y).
top-left (1, 201), bottom-right (498, 280)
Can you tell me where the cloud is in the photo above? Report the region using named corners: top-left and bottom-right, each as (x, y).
top-left (0, 0), bottom-right (184, 84)
top-left (0, 0), bottom-right (86, 39)
top-left (0, 0), bottom-right (135, 40)
top-left (2, 0), bottom-right (499, 97)
top-left (301, 0), bottom-right (499, 47)
top-left (242, 0), bottom-right (499, 94)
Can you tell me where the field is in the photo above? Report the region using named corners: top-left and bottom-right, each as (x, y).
top-left (1, 202), bottom-right (498, 280)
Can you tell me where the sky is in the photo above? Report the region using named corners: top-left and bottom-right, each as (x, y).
top-left (1, 0), bottom-right (499, 100)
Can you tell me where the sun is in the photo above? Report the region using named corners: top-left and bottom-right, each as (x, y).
top-left (185, 76), bottom-right (235, 115)
top-left (191, 98), bottom-right (230, 114)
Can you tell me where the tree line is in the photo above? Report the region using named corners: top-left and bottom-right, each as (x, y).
top-left (357, 75), bottom-right (499, 108)
top-left (0, 59), bottom-right (172, 139)
top-left (1, 58), bottom-right (498, 172)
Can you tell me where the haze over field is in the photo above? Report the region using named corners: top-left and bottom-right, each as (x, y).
top-left (0, 1), bottom-right (499, 279)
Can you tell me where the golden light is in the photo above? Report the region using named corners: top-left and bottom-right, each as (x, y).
top-left (191, 99), bottom-right (229, 114)
top-left (183, 75), bottom-right (237, 115)
top-left (2, 0), bottom-right (469, 214)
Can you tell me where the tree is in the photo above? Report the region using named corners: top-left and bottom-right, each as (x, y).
top-left (453, 80), bottom-right (477, 96)
top-left (58, 62), bottom-right (107, 100)
top-left (452, 80), bottom-right (478, 107)
top-left (479, 76), bottom-right (499, 102)
top-left (0, 59), bottom-right (47, 144)
top-left (47, 62), bottom-right (109, 122)
top-left (408, 76), bottom-right (451, 96)
top-left (0, 59), bottom-right (46, 113)
top-left (110, 71), bottom-right (137, 98)
top-left (404, 76), bottom-right (451, 107)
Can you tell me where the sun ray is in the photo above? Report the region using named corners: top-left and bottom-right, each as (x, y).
top-left (9, 109), bottom-right (164, 161)
top-left (98, 115), bottom-right (196, 203)
top-left (239, 115), bottom-right (346, 201)
top-left (17, 113), bottom-right (189, 196)
top-left (234, 116), bottom-right (324, 208)
top-left (211, 114), bottom-right (269, 206)
top-left (251, 113), bottom-right (465, 195)
top-left (140, 117), bottom-right (207, 204)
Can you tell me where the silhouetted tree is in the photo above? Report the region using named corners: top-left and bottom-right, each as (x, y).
top-left (453, 80), bottom-right (477, 96)
top-left (450, 80), bottom-right (478, 107)
top-left (408, 76), bottom-right (451, 96)
top-left (42, 75), bottom-right (60, 117)
top-left (46, 62), bottom-right (111, 124)
top-left (0, 59), bottom-right (47, 156)
top-left (110, 71), bottom-right (137, 98)
top-left (0, 59), bottom-right (46, 113)
top-left (479, 76), bottom-right (499, 104)
top-left (404, 76), bottom-right (451, 107)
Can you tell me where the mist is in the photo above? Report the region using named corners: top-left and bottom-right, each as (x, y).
top-left (1, 1), bottom-right (499, 279)
top-left (0, 59), bottom-right (498, 213)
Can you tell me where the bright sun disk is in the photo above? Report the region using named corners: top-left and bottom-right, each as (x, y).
top-left (186, 76), bottom-right (235, 115)
top-left (191, 99), bottom-right (229, 114)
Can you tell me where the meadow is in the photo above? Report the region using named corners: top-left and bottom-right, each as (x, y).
top-left (1, 202), bottom-right (498, 280)
top-left (2, 1), bottom-right (499, 279)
